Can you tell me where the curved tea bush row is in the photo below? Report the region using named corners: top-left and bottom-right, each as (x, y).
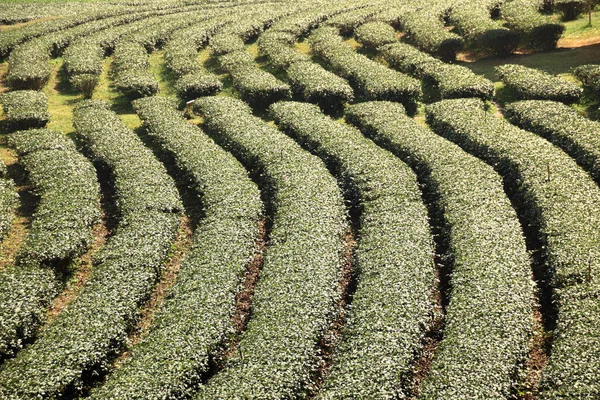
top-left (323, 5), bottom-right (380, 36)
top-left (5, 10), bottom-right (164, 90)
top-left (90, 96), bottom-right (262, 399)
top-left (218, 50), bottom-right (292, 106)
top-left (426, 98), bottom-right (600, 400)
top-left (449, 3), bottom-right (519, 55)
top-left (0, 161), bottom-right (17, 242)
top-left (0, 90), bottom-right (50, 130)
top-left (376, 41), bottom-right (495, 100)
top-left (113, 41), bottom-right (160, 99)
top-left (192, 97), bottom-right (346, 399)
top-left (346, 101), bottom-right (533, 399)
top-left (269, 101), bottom-right (435, 399)
top-left (573, 64), bottom-right (600, 92)
top-left (0, 101), bottom-right (181, 399)
top-left (310, 25), bottom-right (421, 113)
top-left (257, 5), bottom-right (355, 109)
top-left (496, 64), bottom-right (582, 104)
top-left (0, 129), bottom-right (100, 361)
top-left (501, 0), bottom-right (565, 50)
top-left (63, 6), bottom-right (209, 97)
top-left (505, 100), bottom-right (600, 184)
top-left (163, 15), bottom-right (230, 100)
top-left (353, 20), bottom-right (397, 49)
top-left (399, 10), bottom-right (463, 61)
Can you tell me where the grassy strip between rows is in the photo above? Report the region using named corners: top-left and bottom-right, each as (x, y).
top-left (269, 101), bottom-right (435, 399)
top-left (309, 25), bottom-right (421, 113)
top-left (0, 101), bottom-right (181, 398)
top-left (0, 128), bottom-right (99, 361)
top-left (345, 101), bottom-right (533, 399)
top-left (425, 98), bottom-right (600, 399)
top-left (192, 96), bottom-right (346, 399)
top-left (496, 64), bottom-right (582, 104)
top-left (88, 96), bottom-right (262, 399)
top-left (505, 100), bottom-right (600, 184)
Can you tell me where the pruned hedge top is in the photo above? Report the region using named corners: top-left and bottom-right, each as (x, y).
top-left (496, 64), bottom-right (582, 104)
top-left (0, 90), bottom-right (50, 130)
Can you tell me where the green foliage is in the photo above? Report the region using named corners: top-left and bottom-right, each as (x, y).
top-left (0, 101), bottom-right (181, 399)
top-left (346, 101), bottom-right (532, 399)
top-left (270, 101), bottom-right (435, 399)
top-left (502, 0), bottom-right (565, 50)
top-left (0, 128), bottom-right (99, 361)
top-left (354, 21), bottom-right (397, 49)
top-left (449, 3), bottom-right (519, 55)
top-left (174, 73), bottom-right (222, 100)
top-left (0, 161), bottom-right (16, 242)
top-left (554, 0), bottom-right (587, 21)
top-left (310, 26), bottom-right (421, 113)
top-left (573, 64), bottom-right (600, 91)
top-left (218, 50), bottom-right (291, 107)
top-left (505, 100), bottom-right (600, 183)
top-left (496, 64), bottom-right (582, 103)
top-left (89, 96), bottom-right (261, 399)
top-left (0, 90), bottom-right (50, 129)
top-left (379, 42), bottom-right (495, 100)
top-left (193, 96), bottom-right (346, 399)
top-left (426, 98), bottom-right (600, 400)
top-left (323, 6), bottom-right (378, 36)
top-left (113, 41), bottom-right (158, 99)
top-left (399, 11), bottom-right (464, 61)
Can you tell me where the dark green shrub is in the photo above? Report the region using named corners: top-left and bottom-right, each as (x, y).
top-left (573, 64), bottom-right (600, 91)
top-left (502, 0), bottom-right (565, 50)
top-left (399, 11), bottom-right (464, 61)
top-left (354, 21), bottom-right (397, 49)
top-left (554, 0), bottom-right (587, 21)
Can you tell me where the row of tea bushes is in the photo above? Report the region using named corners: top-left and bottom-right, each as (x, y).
top-left (193, 96), bottom-right (346, 399)
top-left (0, 128), bottom-right (100, 362)
top-left (449, 2), bottom-right (519, 55)
top-left (90, 96), bottom-right (262, 399)
top-left (0, 90), bottom-right (50, 130)
top-left (501, 0), bottom-right (565, 50)
top-left (573, 64), bottom-right (600, 92)
top-left (378, 42), bottom-right (495, 100)
top-left (310, 25), bottom-right (421, 113)
top-left (505, 100), bottom-right (600, 184)
top-left (0, 161), bottom-right (17, 242)
top-left (346, 101), bottom-right (533, 399)
top-left (496, 64), bottom-right (582, 104)
top-left (270, 101), bottom-right (435, 399)
top-left (426, 98), bottom-right (600, 400)
top-left (0, 101), bottom-right (182, 398)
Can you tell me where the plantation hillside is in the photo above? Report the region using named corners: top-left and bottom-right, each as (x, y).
top-left (0, 0), bottom-right (599, 399)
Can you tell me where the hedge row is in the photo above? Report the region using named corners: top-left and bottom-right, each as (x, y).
top-left (323, 6), bottom-right (378, 36)
top-left (346, 101), bottom-right (533, 399)
top-left (0, 101), bottom-right (181, 398)
top-left (379, 42), bottom-right (495, 100)
top-left (163, 16), bottom-right (228, 100)
top-left (0, 128), bottom-right (100, 361)
top-left (0, 90), bottom-right (50, 130)
top-left (353, 21), bottom-right (397, 49)
top-left (425, 98), bottom-right (600, 400)
top-left (449, 3), bottom-right (519, 55)
top-left (192, 96), bottom-right (346, 399)
top-left (257, 5), bottom-right (355, 109)
top-left (399, 10), bottom-right (464, 61)
top-left (269, 101), bottom-right (435, 399)
top-left (218, 50), bottom-right (291, 107)
top-left (505, 100), bottom-right (600, 184)
top-left (113, 41), bottom-right (159, 99)
top-left (63, 7), bottom-right (209, 97)
top-left (496, 64), bottom-right (582, 104)
top-left (573, 64), bottom-right (600, 92)
top-left (89, 96), bottom-right (262, 399)
top-left (5, 10), bottom-right (168, 90)
top-left (501, 0), bottom-right (565, 50)
top-left (310, 26), bottom-right (421, 113)
top-left (0, 161), bottom-right (17, 242)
